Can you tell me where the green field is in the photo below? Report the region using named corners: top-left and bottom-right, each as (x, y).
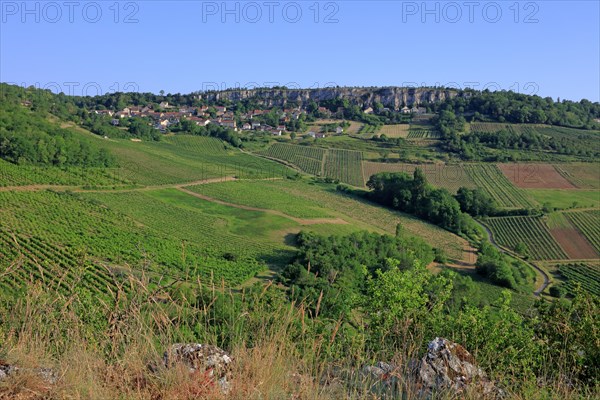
top-left (186, 180), bottom-right (334, 219)
top-left (251, 180), bottom-right (467, 260)
top-left (466, 164), bottom-right (536, 208)
top-left (484, 216), bottom-right (567, 260)
top-left (187, 178), bottom-right (468, 261)
top-left (378, 124), bottom-right (410, 138)
top-left (565, 210), bottom-right (600, 253)
top-left (526, 189), bottom-right (599, 210)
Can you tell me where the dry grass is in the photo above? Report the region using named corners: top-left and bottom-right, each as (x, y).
top-left (0, 275), bottom-right (346, 400)
top-left (379, 125), bottom-right (410, 138)
top-left (1, 270), bottom-right (597, 399)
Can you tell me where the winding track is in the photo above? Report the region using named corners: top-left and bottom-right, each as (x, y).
top-left (0, 177), bottom-right (348, 227)
top-left (475, 219), bottom-right (550, 296)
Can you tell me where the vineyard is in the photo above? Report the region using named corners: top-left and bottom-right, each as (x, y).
top-left (407, 127), bottom-right (441, 139)
top-left (258, 144), bottom-right (364, 187)
top-left (259, 143), bottom-right (325, 176)
top-left (498, 163), bottom-right (576, 189)
top-left (536, 125), bottom-right (600, 150)
top-left (554, 163), bottom-right (600, 189)
top-left (465, 164), bottom-right (536, 208)
top-left (484, 216), bottom-right (567, 260)
top-left (102, 135), bottom-right (286, 186)
top-left (82, 189), bottom-right (296, 275)
top-left (0, 159), bottom-right (129, 187)
top-left (0, 229), bottom-right (119, 298)
top-left (0, 135), bottom-right (285, 189)
top-left (357, 124), bottom-right (379, 137)
top-left (557, 263), bottom-right (600, 297)
top-left (565, 210), bottom-right (600, 253)
top-left (323, 149), bottom-right (364, 187)
top-left (362, 162), bottom-right (476, 193)
top-left (0, 190), bottom-right (278, 286)
top-left (470, 122), bottom-right (508, 133)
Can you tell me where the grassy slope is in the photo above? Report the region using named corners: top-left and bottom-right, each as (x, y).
top-left (526, 189), bottom-right (600, 209)
top-left (188, 179), bottom-right (468, 262)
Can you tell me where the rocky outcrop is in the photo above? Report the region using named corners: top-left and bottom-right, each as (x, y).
top-left (361, 338), bottom-right (503, 399)
top-left (162, 343), bottom-right (233, 392)
top-left (0, 359), bottom-right (57, 385)
top-left (199, 87), bottom-right (462, 110)
top-left (0, 360), bottom-right (17, 381)
top-left (415, 337), bottom-right (503, 398)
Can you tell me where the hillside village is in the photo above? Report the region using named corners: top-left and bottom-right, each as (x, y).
top-left (92, 101), bottom-right (427, 138)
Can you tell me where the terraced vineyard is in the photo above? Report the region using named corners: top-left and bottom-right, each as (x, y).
top-left (485, 216), bottom-right (567, 260)
top-left (565, 210), bottom-right (600, 253)
top-left (557, 263), bottom-right (600, 296)
top-left (465, 164), bottom-right (535, 208)
top-left (323, 149), bottom-right (364, 187)
top-left (259, 143), bottom-right (325, 176)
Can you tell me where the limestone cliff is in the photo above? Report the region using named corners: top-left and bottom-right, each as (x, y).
top-left (199, 87), bottom-right (463, 110)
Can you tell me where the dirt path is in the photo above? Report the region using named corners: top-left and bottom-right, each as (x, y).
top-left (0, 177), bottom-right (239, 194)
top-left (176, 187), bottom-right (349, 226)
top-left (0, 185), bottom-right (76, 192)
top-left (475, 219), bottom-right (550, 296)
top-left (78, 177), bottom-right (240, 193)
top-left (321, 149), bottom-right (329, 176)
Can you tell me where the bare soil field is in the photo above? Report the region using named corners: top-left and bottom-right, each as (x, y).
top-left (498, 163), bottom-right (577, 189)
top-left (307, 119), bottom-right (362, 135)
top-left (550, 227), bottom-right (599, 260)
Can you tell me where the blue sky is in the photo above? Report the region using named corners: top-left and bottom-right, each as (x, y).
top-left (1, 1), bottom-right (599, 101)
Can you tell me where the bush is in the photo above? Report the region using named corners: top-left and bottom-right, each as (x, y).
top-left (549, 285), bottom-right (567, 298)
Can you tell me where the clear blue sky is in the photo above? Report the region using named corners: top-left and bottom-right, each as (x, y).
top-left (1, 1), bottom-right (599, 101)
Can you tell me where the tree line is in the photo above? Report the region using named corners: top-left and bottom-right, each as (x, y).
top-left (0, 98), bottom-right (114, 167)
